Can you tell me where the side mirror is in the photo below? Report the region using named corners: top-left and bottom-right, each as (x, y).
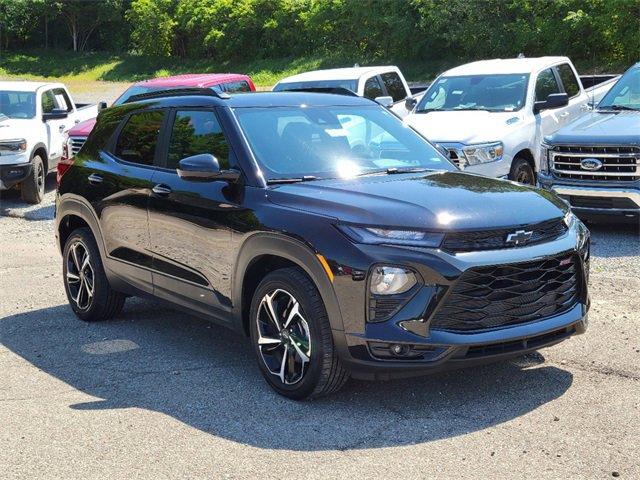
top-left (177, 153), bottom-right (240, 182)
top-left (374, 96), bottom-right (394, 108)
top-left (534, 93), bottom-right (569, 113)
top-left (98, 101), bottom-right (108, 112)
top-left (43, 108), bottom-right (68, 121)
top-left (405, 96), bottom-right (417, 111)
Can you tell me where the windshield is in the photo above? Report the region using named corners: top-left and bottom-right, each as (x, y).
top-left (234, 105), bottom-right (453, 181)
top-left (598, 66), bottom-right (640, 110)
top-left (0, 91), bottom-right (36, 119)
top-left (416, 74), bottom-right (529, 112)
top-left (273, 80), bottom-right (358, 93)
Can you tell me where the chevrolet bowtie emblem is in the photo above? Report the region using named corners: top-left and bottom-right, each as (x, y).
top-left (506, 229), bottom-right (533, 245)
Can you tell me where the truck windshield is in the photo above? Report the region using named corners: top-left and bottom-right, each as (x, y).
top-left (273, 80), bottom-right (358, 93)
top-left (598, 66), bottom-right (640, 111)
top-left (0, 91), bottom-right (36, 119)
top-left (234, 105), bottom-right (453, 181)
top-left (416, 74), bottom-right (529, 113)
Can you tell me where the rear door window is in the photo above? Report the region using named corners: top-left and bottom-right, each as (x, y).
top-left (363, 76), bottom-right (384, 100)
top-left (113, 110), bottom-right (165, 166)
top-left (535, 68), bottom-right (561, 101)
top-left (52, 88), bottom-right (73, 111)
top-left (222, 81), bottom-right (251, 93)
top-left (556, 64), bottom-right (581, 98)
top-left (380, 72), bottom-right (407, 102)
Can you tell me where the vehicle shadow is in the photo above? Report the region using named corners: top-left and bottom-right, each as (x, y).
top-left (0, 300), bottom-right (573, 451)
top-left (0, 174), bottom-right (56, 220)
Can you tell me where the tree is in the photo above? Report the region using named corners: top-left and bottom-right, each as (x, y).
top-left (55, 0), bottom-right (122, 52)
top-left (126, 0), bottom-right (176, 57)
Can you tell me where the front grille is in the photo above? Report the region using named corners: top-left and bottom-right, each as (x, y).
top-left (464, 325), bottom-right (576, 358)
top-left (431, 254), bottom-right (580, 332)
top-left (442, 218), bottom-right (567, 252)
top-left (69, 136), bottom-right (86, 156)
top-left (551, 145), bottom-right (640, 182)
top-left (447, 149), bottom-right (461, 167)
top-left (560, 195), bottom-right (639, 210)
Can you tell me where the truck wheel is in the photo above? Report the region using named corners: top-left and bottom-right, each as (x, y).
top-left (249, 267), bottom-right (349, 400)
top-left (509, 157), bottom-right (536, 185)
top-left (63, 228), bottom-right (126, 322)
top-left (21, 155), bottom-right (45, 204)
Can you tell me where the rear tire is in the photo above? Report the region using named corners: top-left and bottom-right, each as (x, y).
top-left (21, 155), bottom-right (45, 204)
top-left (509, 156), bottom-right (536, 185)
top-left (249, 267), bottom-right (349, 400)
top-left (62, 228), bottom-right (126, 322)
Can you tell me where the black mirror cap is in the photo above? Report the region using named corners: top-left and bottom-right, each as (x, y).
top-left (534, 92), bottom-right (569, 113)
top-left (98, 101), bottom-right (108, 112)
top-left (43, 108), bottom-right (68, 121)
top-left (405, 96), bottom-right (417, 111)
top-left (177, 153), bottom-right (240, 182)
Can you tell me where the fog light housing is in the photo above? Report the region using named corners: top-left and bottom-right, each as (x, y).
top-left (370, 266), bottom-right (417, 295)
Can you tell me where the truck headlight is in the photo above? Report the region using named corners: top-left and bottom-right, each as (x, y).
top-left (337, 225), bottom-right (444, 248)
top-left (370, 266), bottom-right (417, 295)
top-left (0, 139), bottom-right (27, 155)
top-left (540, 143), bottom-right (551, 173)
top-left (462, 141), bottom-right (504, 165)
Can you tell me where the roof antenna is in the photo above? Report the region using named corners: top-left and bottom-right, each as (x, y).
top-left (353, 63), bottom-right (360, 68)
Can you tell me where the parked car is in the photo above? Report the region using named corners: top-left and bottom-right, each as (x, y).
top-left (56, 88), bottom-right (590, 399)
top-left (0, 81), bottom-right (99, 203)
top-left (405, 56), bottom-right (619, 185)
top-left (64, 73), bottom-right (255, 158)
top-left (272, 66), bottom-right (427, 117)
top-left (539, 62), bottom-right (640, 222)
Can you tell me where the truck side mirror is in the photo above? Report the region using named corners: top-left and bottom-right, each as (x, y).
top-left (177, 153), bottom-right (240, 182)
top-left (98, 101), bottom-right (108, 112)
top-left (375, 96), bottom-right (394, 108)
top-left (405, 96), bottom-right (417, 111)
top-left (43, 108), bottom-right (68, 121)
top-left (534, 93), bottom-right (569, 113)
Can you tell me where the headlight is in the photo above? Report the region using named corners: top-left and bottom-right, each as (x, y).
top-left (338, 225), bottom-right (444, 248)
top-left (0, 139), bottom-right (27, 155)
top-left (370, 266), bottom-right (417, 295)
top-left (462, 141), bottom-right (504, 165)
top-left (540, 143), bottom-right (551, 173)
top-left (563, 210), bottom-right (577, 229)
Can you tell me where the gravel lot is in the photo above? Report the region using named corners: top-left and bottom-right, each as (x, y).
top-left (1, 89), bottom-right (639, 479)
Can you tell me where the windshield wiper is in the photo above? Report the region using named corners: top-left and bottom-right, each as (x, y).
top-left (606, 105), bottom-right (639, 111)
top-left (358, 167), bottom-right (432, 177)
top-left (267, 175), bottom-right (318, 184)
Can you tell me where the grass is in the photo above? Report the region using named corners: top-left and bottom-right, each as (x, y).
top-left (0, 49), bottom-right (454, 87)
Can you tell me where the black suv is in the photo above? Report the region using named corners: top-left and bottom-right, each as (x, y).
top-left (56, 89), bottom-right (590, 399)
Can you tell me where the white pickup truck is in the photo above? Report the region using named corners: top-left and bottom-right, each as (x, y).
top-left (273, 66), bottom-right (427, 118)
top-left (0, 81), bottom-right (99, 203)
top-left (405, 57), bottom-right (619, 185)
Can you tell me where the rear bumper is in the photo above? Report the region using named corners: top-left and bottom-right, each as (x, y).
top-left (0, 162), bottom-right (32, 190)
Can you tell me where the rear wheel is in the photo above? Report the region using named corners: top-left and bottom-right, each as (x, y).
top-left (63, 228), bottom-right (125, 321)
top-left (509, 156), bottom-right (536, 185)
top-left (21, 155), bottom-right (45, 204)
top-left (249, 267), bottom-right (349, 399)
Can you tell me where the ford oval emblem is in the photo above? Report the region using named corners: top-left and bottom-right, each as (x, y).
top-left (580, 158), bottom-right (603, 171)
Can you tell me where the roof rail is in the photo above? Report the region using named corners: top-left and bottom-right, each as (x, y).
top-left (124, 87), bottom-right (230, 104)
top-left (278, 87), bottom-right (359, 97)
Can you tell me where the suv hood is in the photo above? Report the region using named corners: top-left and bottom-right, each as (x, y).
top-left (0, 118), bottom-right (33, 141)
top-left (68, 118), bottom-right (96, 137)
top-left (267, 171), bottom-right (566, 231)
top-left (546, 110), bottom-right (640, 145)
top-left (405, 110), bottom-right (522, 144)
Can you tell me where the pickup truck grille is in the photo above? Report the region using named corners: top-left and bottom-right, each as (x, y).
top-left (550, 145), bottom-right (640, 182)
top-left (69, 136), bottom-right (87, 156)
top-left (442, 218), bottom-right (567, 252)
top-left (430, 253), bottom-right (580, 332)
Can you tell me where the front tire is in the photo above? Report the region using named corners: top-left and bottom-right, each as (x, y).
top-left (21, 155), bottom-right (45, 204)
top-left (62, 228), bottom-right (126, 321)
top-left (249, 267), bottom-right (349, 400)
top-left (509, 157), bottom-right (536, 185)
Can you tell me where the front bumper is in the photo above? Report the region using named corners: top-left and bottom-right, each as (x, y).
top-left (0, 162), bottom-right (33, 190)
top-left (329, 219), bottom-right (590, 380)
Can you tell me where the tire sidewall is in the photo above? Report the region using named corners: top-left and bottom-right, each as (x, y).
top-left (510, 157), bottom-right (535, 185)
top-left (249, 270), bottom-right (330, 399)
top-left (22, 155), bottom-right (45, 203)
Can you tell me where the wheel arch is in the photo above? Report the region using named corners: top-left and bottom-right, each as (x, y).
top-left (514, 148), bottom-right (536, 172)
top-left (30, 143), bottom-right (48, 172)
top-left (232, 233), bottom-right (344, 336)
top-left (56, 197), bottom-right (106, 259)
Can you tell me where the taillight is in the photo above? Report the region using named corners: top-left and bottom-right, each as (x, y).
top-left (57, 136), bottom-right (76, 184)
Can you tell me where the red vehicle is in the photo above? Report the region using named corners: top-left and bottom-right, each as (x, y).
top-left (66, 73), bottom-right (255, 156)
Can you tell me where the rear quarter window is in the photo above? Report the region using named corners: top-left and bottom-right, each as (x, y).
top-left (380, 72), bottom-right (407, 102)
top-left (557, 64), bottom-right (581, 97)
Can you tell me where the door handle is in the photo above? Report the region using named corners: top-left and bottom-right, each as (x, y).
top-left (87, 173), bottom-right (103, 185)
top-left (559, 112), bottom-right (570, 118)
top-left (152, 184), bottom-right (172, 196)
top-left (59, 125), bottom-right (66, 132)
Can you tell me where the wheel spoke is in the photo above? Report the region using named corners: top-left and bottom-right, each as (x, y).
top-left (283, 299), bottom-right (300, 329)
top-left (289, 333), bottom-right (310, 364)
top-left (81, 252), bottom-right (90, 272)
top-left (278, 345), bottom-right (289, 384)
top-left (262, 292), bottom-right (281, 330)
top-left (66, 271), bottom-right (80, 283)
top-left (258, 336), bottom-right (281, 346)
top-left (70, 244), bottom-right (81, 271)
top-left (75, 277), bottom-right (86, 306)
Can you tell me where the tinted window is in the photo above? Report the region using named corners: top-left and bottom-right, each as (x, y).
top-left (273, 79), bottom-right (358, 93)
top-left (557, 64), bottom-right (580, 97)
top-left (535, 68), bottom-right (561, 101)
top-left (0, 91), bottom-right (36, 119)
top-left (53, 88), bottom-right (73, 111)
top-left (41, 90), bottom-right (56, 114)
top-left (363, 76), bottom-right (384, 99)
top-left (380, 72), bottom-right (406, 102)
top-left (114, 110), bottom-right (164, 165)
top-left (223, 81), bottom-right (251, 93)
top-left (167, 110), bottom-right (231, 169)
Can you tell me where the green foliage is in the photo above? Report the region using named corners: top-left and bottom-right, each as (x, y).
top-left (126, 0), bottom-right (176, 57)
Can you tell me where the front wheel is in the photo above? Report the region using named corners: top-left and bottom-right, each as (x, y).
top-left (21, 155), bottom-right (45, 204)
top-left (509, 157), bottom-right (536, 185)
top-left (249, 267), bottom-right (349, 400)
